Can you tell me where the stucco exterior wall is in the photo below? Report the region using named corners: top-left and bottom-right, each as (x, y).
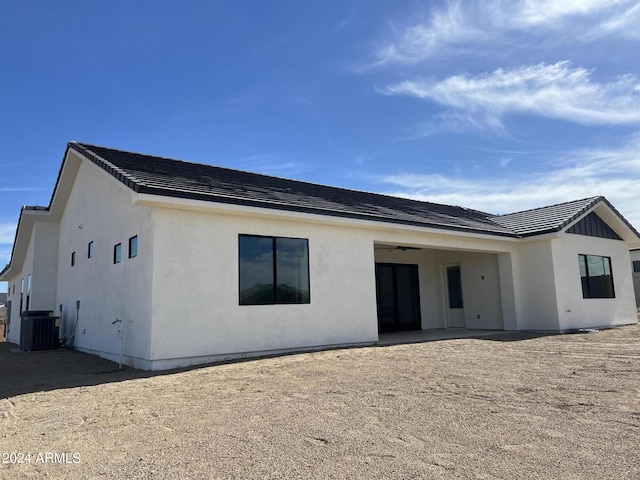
top-left (433, 250), bottom-right (504, 330)
top-left (31, 221), bottom-right (59, 311)
top-left (148, 206), bottom-right (380, 368)
top-left (511, 239), bottom-right (560, 331)
top-left (4, 272), bottom-right (21, 344)
top-left (55, 159), bottom-right (154, 368)
top-left (4, 227), bottom-right (37, 344)
top-left (552, 233), bottom-right (637, 330)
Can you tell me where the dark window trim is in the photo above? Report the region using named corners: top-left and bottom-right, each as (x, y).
top-left (114, 243), bottom-right (122, 264)
top-left (579, 254), bottom-right (615, 299)
top-left (128, 235), bottom-right (138, 258)
top-left (71, 251), bottom-right (76, 267)
top-left (238, 234), bottom-right (311, 306)
top-left (633, 260), bottom-right (640, 273)
top-left (88, 241), bottom-right (94, 258)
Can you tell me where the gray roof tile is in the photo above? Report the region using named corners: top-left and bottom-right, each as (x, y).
top-left (70, 142), bottom-right (517, 237)
top-left (489, 197), bottom-right (602, 236)
top-left (66, 142), bottom-right (639, 240)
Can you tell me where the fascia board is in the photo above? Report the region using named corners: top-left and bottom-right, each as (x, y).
top-left (0, 209), bottom-right (50, 280)
top-left (134, 192), bottom-right (521, 244)
top-left (47, 148), bottom-right (84, 221)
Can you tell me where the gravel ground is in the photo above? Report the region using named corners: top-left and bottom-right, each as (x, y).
top-left (1, 324), bottom-right (639, 479)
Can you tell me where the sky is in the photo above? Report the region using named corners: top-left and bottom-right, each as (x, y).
top-left (2, 0), bottom-right (640, 290)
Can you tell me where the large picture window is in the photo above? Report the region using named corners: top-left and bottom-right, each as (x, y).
top-left (239, 235), bottom-right (310, 305)
top-left (579, 254), bottom-right (615, 299)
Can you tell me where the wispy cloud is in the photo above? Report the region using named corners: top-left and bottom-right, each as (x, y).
top-left (233, 153), bottom-right (308, 178)
top-left (371, 1), bottom-right (484, 67)
top-left (0, 222), bottom-right (17, 245)
top-left (0, 187), bottom-right (37, 192)
top-left (371, 0), bottom-right (639, 66)
top-left (374, 133), bottom-right (640, 228)
top-left (382, 61), bottom-right (640, 129)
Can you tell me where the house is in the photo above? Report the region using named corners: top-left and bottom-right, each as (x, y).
top-left (1, 142), bottom-right (639, 370)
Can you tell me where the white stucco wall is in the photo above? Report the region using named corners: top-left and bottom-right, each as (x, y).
top-left (511, 239), bottom-right (560, 331)
top-left (4, 272), bottom-right (21, 344)
top-left (143, 200), bottom-right (522, 368)
top-left (434, 250), bottom-right (504, 330)
top-left (4, 226), bottom-right (37, 344)
top-left (553, 233), bottom-right (637, 330)
top-left (55, 157), bottom-right (154, 368)
top-left (148, 207), bottom-right (380, 368)
top-left (31, 221), bottom-right (59, 311)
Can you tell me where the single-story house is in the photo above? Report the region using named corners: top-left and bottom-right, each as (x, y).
top-left (2, 142), bottom-right (639, 370)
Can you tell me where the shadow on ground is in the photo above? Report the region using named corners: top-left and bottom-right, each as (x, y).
top-left (0, 329), bottom-right (573, 398)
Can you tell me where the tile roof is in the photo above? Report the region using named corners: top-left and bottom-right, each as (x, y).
top-left (489, 197), bottom-right (602, 237)
top-left (65, 142), bottom-right (638, 240)
top-left (68, 142), bottom-right (517, 237)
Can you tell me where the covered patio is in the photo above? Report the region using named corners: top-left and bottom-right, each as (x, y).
top-left (373, 241), bottom-right (516, 334)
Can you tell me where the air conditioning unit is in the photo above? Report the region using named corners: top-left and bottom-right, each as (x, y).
top-left (20, 311), bottom-right (59, 350)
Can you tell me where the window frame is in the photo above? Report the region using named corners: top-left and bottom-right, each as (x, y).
top-left (579, 254), bottom-right (615, 299)
top-left (633, 260), bottom-right (640, 273)
top-left (238, 234), bottom-right (311, 306)
top-left (88, 241), bottom-right (94, 259)
top-left (71, 251), bottom-right (76, 267)
top-left (113, 243), bottom-right (122, 264)
top-left (128, 235), bottom-right (138, 259)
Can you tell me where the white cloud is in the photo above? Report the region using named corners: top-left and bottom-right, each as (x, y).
top-left (372, 0), bottom-right (639, 65)
top-left (383, 61), bottom-right (640, 128)
top-left (512, 0), bottom-right (626, 26)
top-left (579, 1), bottom-right (640, 39)
top-left (374, 134), bottom-right (640, 229)
top-left (233, 153), bottom-right (308, 178)
top-left (0, 222), bottom-right (16, 245)
top-left (372, 1), bottom-right (485, 66)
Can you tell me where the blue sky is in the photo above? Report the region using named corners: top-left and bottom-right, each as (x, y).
top-left (2, 1), bottom-right (640, 289)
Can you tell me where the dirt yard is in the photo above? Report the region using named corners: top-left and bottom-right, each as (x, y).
top-left (1, 325), bottom-right (639, 479)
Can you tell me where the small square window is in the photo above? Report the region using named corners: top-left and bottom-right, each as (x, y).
top-left (114, 243), bottom-right (122, 264)
top-left (129, 235), bottom-right (138, 258)
top-left (633, 260), bottom-right (640, 273)
top-left (88, 241), bottom-right (94, 258)
top-left (71, 252), bottom-right (76, 267)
